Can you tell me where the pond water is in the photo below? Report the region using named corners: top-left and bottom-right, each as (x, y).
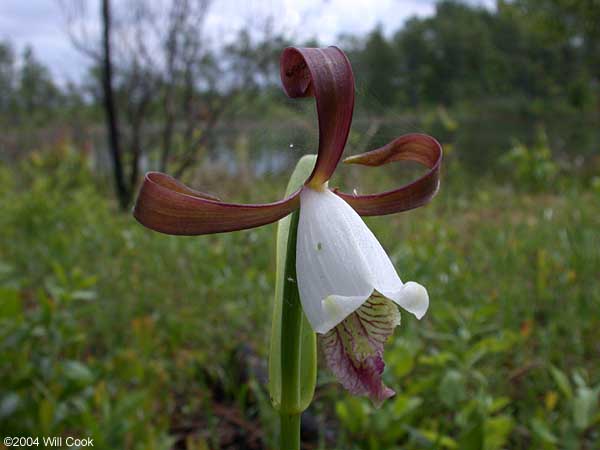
top-left (6, 110), bottom-right (597, 180)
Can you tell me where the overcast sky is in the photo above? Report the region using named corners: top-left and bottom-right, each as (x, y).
top-left (0, 0), bottom-right (494, 84)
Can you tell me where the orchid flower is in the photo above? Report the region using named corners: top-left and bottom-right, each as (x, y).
top-left (133, 47), bottom-right (441, 408)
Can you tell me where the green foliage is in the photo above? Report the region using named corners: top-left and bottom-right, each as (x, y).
top-left (501, 127), bottom-right (559, 191)
top-left (1, 136), bottom-right (599, 448)
top-left (0, 149), bottom-right (280, 448)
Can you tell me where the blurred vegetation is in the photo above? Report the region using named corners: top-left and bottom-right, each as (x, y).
top-left (0, 135), bottom-right (598, 449)
top-left (1, 0), bottom-right (599, 449)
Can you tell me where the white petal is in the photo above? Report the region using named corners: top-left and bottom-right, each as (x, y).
top-left (296, 188), bottom-right (373, 333)
top-left (296, 188), bottom-right (429, 334)
top-left (388, 281), bottom-right (429, 319)
top-left (352, 227), bottom-right (430, 319)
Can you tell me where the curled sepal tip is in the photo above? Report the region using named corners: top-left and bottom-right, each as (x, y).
top-left (337, 133), bottom-right (442, 216)
top-left (281, 47), bottom-right (355, 188)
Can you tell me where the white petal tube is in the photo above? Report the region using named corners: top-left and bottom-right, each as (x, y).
top-left (296, 187), bottom-right (429, 334)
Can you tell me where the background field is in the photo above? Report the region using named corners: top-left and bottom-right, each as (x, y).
top-left (1, 1), bottom-right (599, 449)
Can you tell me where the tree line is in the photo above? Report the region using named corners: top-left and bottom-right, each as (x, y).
top-left (0, 43), bottom-right (86, 125)
top-left (346, 0), bottom-right (599, 111)
top-left (1, 0), bottom-right (598, 208)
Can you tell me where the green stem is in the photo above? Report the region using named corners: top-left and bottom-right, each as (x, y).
top-left (279, 209), bottom-right (302, 450)
top-left (269, 155), bottom-right (317, 449)
top-left (280, 413), bottom-right (301, 450)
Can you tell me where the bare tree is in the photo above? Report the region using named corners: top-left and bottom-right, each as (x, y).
top-left (100, 0), bottom-right (129, 209)
top-left (60, 0), bottom-right (281, 209)
top-left (61, 0), bottom-right (218, 208)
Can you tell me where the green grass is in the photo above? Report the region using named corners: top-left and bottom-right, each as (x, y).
top-left (0, 146), bottom-right (598, 449)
